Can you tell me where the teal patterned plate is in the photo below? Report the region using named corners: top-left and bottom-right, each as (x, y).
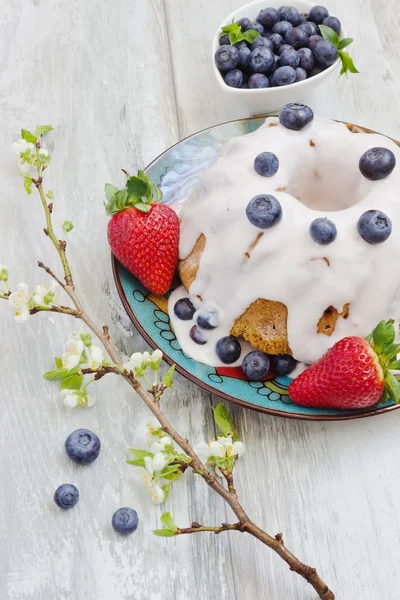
top-left (112, 117), bottom-right (399, 420)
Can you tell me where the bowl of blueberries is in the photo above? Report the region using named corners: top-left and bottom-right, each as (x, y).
top-left (212, 0), bottom-right (350, 114)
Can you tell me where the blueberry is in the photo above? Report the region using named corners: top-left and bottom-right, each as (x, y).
top-left (279, 103), bottom-right (314, 130)
top-left (249, 47), bottom-right (275, 74)
top-left (279, 48), bottom-right (300, 68)
top-left (308, 63), bottom-right (326, 77)
top-left (357, 210), bottom-right (392, 244)
top-left (272, 354), bottom-right (297, 376)
top-left (307, 34), bottom-right (324, 51)
top-left (65, 429), bottom-right (101, 465)
top-left (216, 336), bottom-right (241, 364)
top-left (245, 21), bottom-right (264, 36)
top-left (268, 33), bottom-right (284, 53)
top-left (234, 40), bottom-right (248, 50)
top-left (314, 40), bottom-right (338, 68)
top-left (197, 308), bottom-right (219, 330)
top-left (238, 17), bottom-right (251, 30)
top-left (278, 43), bottom-right (294, 55)
top-left (238, 45), bottom-right (252, 69)
top-left (219, 34), bottom-right (231, 46)
top-left (174, 298), bottom-right (196, 320)
top-left (254, 152), bottom-right (279, 177)
top-left (308, 5), bottom-right (329, 25)
top-left (190, 324), bottom-right (207, 345)
top-left (285, 27), bottom-right (309, 49)
top-left (295, 67), bottom-right (307, 81)
top-left (297, 47), bottom-right (315, 71)
top-left (112, 507), bottom-right (139, 534)
top-left (359, 147), bottom-right (396, 181)
top-left (299, 12), bottom-right (309, 22)
top-left (322, 16), bottom-right (341, 35)
top-left (248, 73), bottom-right (270, 88)
top-left (54, 484), bottom-right (79, 510)
top-left (279, 6), bottom-right (301, 26)
top-left (250, 37), bottom-right (273, 52)
top-left (272, 21), bottom-right (293, 37)
top-left (298, 21), bottom-right (318, 36)
top-left (242, 351), bottom-right (270, 381)
top-left (225, 69), bottom-right (243, 88)
top-left (215, 45), bottom-right (240, 72)
top-left (277, 6), bottom-right (287, 16)
top-left (270, 65), bottom-right (296, 86)
top-left (257, 7), bottom-right (279, 29)
top-left (246, 194), bottom-right (282, 229)
top-left (309, 218), bottom-right (337, 245)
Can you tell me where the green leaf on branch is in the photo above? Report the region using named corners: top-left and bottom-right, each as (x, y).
top-left (126, 458), bottom-right (146, 467)
top-left (34, 125), bottom-right (53, 138)
top-left (21, 129), bottom-right (37, 143)
top-left (160, 512), bottom-right (178, 532)
top-left (62, 220), bottom-right (74, 234)
top-left (46, 190), bottom-right (54, 200)
top-left (161, 482), bottom-right (173, 499)
top-left (55, 357), bottom-right (62, 368)
top-left (162, 365), bottom-right (176, 388)
top-left (338, 37), bottom-right (354, 50)
top-left (43, 368), bottom-right (69, 380)
top-left (153, 529), bottom-right (176, 537)
top-left (22, 174), bottom-right (33, 195)
top-left (212, 403), bottom-right (232, 435)
top-left (128, 448), bottom-right (154, 460)
top-left (60, 374), bottom-right (83, 391)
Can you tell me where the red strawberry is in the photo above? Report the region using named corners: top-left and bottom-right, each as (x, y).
top-left (289, 320), bottom-right (400, 410)
top-left (105, 171), bottom-right (179, 296)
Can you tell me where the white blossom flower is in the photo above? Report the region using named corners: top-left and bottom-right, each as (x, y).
top-left (134, 455), bottom-right (165, 504)
top-left (218, 435), bottom-right (246, 458)
top-left (150, 435), bottom-right (173, 454)
top-left (123, 351), bottom-right (146, 372)
top-left (38, 148), bottom-right (50, 167)
top-left (62, 338), bottom-right (84, 370)
top-left (31, 281), bottom-right (57, 307)
top-left (152, 349), bottom-right (162, 362)
top-left (0, 265), bottom-right (8, 282)
top-left (61, 389), bottom-right (97, 408)
top-left (152, 452), bottom-right (170, 472)
top-left (87, 345), bottom-right (104, 370)
top-left (12, 139), bottom-right (36, 173)
top-left (8, 283), bottom-right (30, 323)
top-left (194, 441), bottom-right (212, 463)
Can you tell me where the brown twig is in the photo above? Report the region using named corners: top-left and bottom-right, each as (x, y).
top-left (13, 146), bottom-right (336, 600)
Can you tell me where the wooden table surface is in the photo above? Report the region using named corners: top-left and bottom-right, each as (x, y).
top-left (1, 1), bottom-right (400, 598)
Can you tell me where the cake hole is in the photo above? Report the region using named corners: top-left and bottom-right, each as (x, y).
top-left (286, 141), bottom-right (364, 210)
top-left (310, 257), bottom-right (330, 266)
top-left (244, 252), bottom-right (250, 259)
top-left (317, 304), bottom-right (350, 336)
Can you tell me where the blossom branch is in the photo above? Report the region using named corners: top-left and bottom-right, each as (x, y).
top-left (4, 129), bottom-right (335, 600)
top-left (176, 522), bottom-right (242, 535)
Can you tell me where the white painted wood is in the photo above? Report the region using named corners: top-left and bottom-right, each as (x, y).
top-left (1, 0), bottom-right (400, 599)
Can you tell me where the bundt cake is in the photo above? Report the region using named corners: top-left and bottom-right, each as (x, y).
top-left (169, 104), bottom-right (400, 368)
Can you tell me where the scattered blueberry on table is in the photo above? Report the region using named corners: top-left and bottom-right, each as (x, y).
top-left (215, 5), bottom-right (358, 89)
top-left (112, 507), bottom-right (139, 534)
top-left (54, 484), bottom-right (79, 510)
top-left (65, 429), bottom-right (101, 465)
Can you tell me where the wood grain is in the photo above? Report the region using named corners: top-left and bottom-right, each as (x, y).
top-left (1, 0), bottom-right (400, 598)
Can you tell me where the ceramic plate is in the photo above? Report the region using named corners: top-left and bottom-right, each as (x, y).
top-left (113, 117), bottom-right (400, 421)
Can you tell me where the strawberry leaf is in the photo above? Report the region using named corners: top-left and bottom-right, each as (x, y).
top-left (384, 372), bottom-right (400, 404)
top-left (126, 176), bottom-right (148, 200)
top-left (372, 320), bottom-right (395, 353)
top-left (135, 202), bottom-right (151, 213)
top-left (104, 170), bottom-right (163, 215)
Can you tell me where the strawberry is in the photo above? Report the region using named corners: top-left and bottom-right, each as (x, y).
top-left (105, 170), bottom-right (179, 296)
top-left (289, 320), bottom-right (400, 410)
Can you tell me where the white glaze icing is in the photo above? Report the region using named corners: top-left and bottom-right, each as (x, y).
top-left (168, 116), bottom-right (400, 366)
